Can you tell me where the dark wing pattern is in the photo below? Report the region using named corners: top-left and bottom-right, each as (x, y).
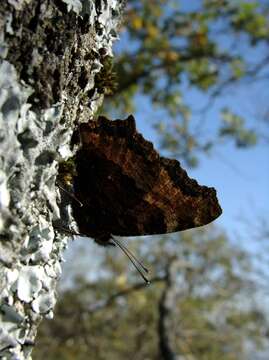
top-left (72, 115), bottom-right (222, 239)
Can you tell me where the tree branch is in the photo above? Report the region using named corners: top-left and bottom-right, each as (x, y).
top-left (158, 259), bottom-right (187, 360)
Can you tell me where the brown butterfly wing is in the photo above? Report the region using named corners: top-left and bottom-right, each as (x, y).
top-left (72, 115), bottom-right (222, 238)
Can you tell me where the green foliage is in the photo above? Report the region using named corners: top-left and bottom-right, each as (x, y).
top-left (220, 108), bottom-right (257, 147)
top-left (34, 228), bottom-right (268, 359)
top-left (230, 2), bottom-right (269, 42)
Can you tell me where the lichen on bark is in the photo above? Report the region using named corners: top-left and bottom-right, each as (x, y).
top-left (0, 0), bottom-right (123, 358)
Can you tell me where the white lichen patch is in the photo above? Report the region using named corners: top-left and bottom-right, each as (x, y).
top-left (0, 171), bottom-right (10, 209)
top-left (17, 266), bottom-right (44, 303)
top-left (31, 290), bottom-right (56, 314)
top-left (7, 0), bottom-right (33, 11)
top-left (62, 0), bottom-right (83, 15)
top-left (0, 171), bottom-right (10, 233)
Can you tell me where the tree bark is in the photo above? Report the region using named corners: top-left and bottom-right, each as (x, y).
top-left (0, 0), bottom-right (123, 358)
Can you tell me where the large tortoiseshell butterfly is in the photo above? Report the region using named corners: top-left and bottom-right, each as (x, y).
top-left (61, 115), bottom-right (222, 282)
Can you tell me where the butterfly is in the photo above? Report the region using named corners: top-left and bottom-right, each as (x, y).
top-left (59, 115), bottom-right (222, 282)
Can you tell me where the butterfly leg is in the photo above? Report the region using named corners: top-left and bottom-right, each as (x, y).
top-left (53, 223), bottom-right (87, 238)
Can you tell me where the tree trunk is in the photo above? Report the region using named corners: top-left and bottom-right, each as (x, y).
top-left (158, 258), bottom-right (190, 360)
top-left (0, 0), bottom-right (123, 358)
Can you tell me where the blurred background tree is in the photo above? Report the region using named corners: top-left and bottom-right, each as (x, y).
top-left (34, 0), bottom-right (269, 358)
top-left (34, 229), bottom-right (268, 359)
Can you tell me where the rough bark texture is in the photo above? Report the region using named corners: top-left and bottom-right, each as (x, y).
top-left (0, 0), bottom-right (123, 358)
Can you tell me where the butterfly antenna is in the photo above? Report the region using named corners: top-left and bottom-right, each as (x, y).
top-left (111, 237), bottom-right (150, 284)
top-left (123, 241), bottom-right (148, 274)
top-left (112, 236), bottom-right (149, 273)
top-left (56, 181), bottom-right (83, 207)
